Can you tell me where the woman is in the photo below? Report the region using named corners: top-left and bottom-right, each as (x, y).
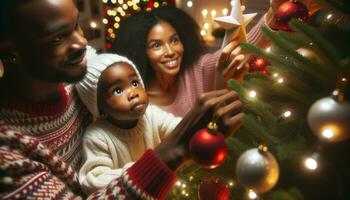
top-left (112, 6), bottom-right (242, 117)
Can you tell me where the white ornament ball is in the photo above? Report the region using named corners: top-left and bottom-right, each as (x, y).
top-left (307, 96), bottom-right (350, 142)
top-left (236, 148), bottom-right (279, 194)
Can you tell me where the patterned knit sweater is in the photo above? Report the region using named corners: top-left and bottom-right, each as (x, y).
top-left (0, 84), bottom-right (176, 199)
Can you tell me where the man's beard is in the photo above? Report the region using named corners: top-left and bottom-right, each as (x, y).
top-left (29, 65), bottom-right (87, 84)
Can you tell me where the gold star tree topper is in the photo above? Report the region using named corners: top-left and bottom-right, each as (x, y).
top-left (214, 0), bottom-right (257, 48)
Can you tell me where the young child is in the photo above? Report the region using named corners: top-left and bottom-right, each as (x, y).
top-left (76, 54), bottom-right (182, 195)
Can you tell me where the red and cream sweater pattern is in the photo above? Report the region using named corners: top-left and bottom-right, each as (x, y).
top-left (0, 85), bottom-right (176, 199)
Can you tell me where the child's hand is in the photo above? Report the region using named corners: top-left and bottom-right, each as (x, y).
top-left (154, 89), bottom-right (243, 171)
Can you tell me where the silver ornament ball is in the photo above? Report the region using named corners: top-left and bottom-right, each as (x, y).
top-left (236, 148), bottom-right (279, 194)
top-left (307, 96), bottom-right (350, 142)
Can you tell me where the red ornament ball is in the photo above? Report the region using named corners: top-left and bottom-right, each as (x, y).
top-left (248, 56), bottom-right (270, 74)
top-left (275, 0), bottom-right (309, 31)
top-left (190, 126), bottom-right (228, 168)
top-left (198, 179), bottom-right (229, 200)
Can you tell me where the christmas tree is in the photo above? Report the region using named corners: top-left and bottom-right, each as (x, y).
top-left (169, 0), bottom-right (350, 199)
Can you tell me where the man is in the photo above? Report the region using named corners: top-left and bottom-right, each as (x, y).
top-left (0, 0), bottom-right (243, 199)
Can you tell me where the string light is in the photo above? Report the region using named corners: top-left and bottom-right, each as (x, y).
top-left (182, 183), bottom-right (187, 188)
top-left (200, 30), bottom-right (206, 36)
top-left (249, 90), bottom-right (257, 98)
top-left (322, 128), bottom-right (334, 139)
top-left (211, 10), bottom-right (217, 17)
top-left (266, 46), bottom-right (272, 52)
top-left (228, 180), bottom-right (235, 187)
top-left (282, 110), bottom-right (292, 118)
top-left (304, 154), bottom-right (319, 171)
top-left (127, 1), bottom-right (133, 6)
top-left (342, 77), bottom-right (347, 82)
top-left (189, 176), bottom-right (194, 181)
top-left (277, 78), bottom-right (284, 84)
top-left (248, 190), bottom-right (258, 199)
top-left (187, 1), bottom-right (193, 8)
top-left (115, 16), bottom-right (120, 22)
top-left (273, 73), bottom-right (279, 77)
top-left (222, 8), bottom-right (228, 15)
top-left (122, 4), bottom-right (128, 10)
top-left (90, 21), bottom-right (97, 29)
top-left (102, 18), bottom-right (108, 24)
top-left (154, 2), bottom-right (159, 8)
top-left (203, 23), bottom-right (210, 30)
top-left (176, 181), bottom-right (182, 187)
top-left (202, 9), bottom-right (208, 17)
top-left (118, 0), bottom-right (123, 4)
top-left (102, 0), bottom-right (108, 3)
top-left (327, 14), bottom-right (332, 19)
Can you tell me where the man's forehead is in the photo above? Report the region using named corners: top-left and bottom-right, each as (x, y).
top-left (16, 0), bottom-right (78, 35)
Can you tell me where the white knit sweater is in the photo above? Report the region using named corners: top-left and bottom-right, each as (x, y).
top-left (78, 105), bottom-right (182, 194)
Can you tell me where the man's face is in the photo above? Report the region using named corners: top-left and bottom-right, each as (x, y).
top-left (11, 0), bottom-right (88, 83)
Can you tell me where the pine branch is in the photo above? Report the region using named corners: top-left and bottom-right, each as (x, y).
top-left (289, 19), bottom-right (343, 67)
top-left (242, 114), bottom-right (280, 144)
top-left (260, 27), bottom-right (330, 81)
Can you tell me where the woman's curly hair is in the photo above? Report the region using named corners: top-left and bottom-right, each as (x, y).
top-left (111, 6), bottom-right (207, 87)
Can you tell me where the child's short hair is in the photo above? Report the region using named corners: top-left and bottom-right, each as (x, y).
top-left (76, 53), bottom-right (144, 118)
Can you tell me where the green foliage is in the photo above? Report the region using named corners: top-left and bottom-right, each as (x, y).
top-left (167, 2), bottom-right (349, 199)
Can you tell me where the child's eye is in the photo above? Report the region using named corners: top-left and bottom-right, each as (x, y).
top-left (131, 80), bottom-right (139, 88)
top-left (113, 88), bottom-right (123, 96)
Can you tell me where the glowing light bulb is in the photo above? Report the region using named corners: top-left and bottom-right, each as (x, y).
top-left (222, 8), bottom-right (228, 15)
top-left (322, 128), bottom-right (334, 139)
top-left (111, 0), bottom-right (117, 3)
top-left (249, 90), bottom-right (257, 98)
top-left (277, 78), bottom-right (284, 83)
top-left (266, 46), bottom-right (272, 52)
top-left (90, 22), bottom-right (97, 28)
top-left (203, 23), bottom-right (210, 30)
top-left (327, 14), bottom-right (332, 19)
top-left (200, 30), bottom-right (206, 36)
top-left (102, 18), bottom-right (108, 24)
top-left (118, 0), bottom-right (123, 4)
top-left (115, 16), bottom-right (120, 22)
top-left (122, 4), bottom-right (128, 9)
top-left (273, 73), bottom-right (279, 77)
top-left (182, 183), bottom-right (187, 188)
top-left (283, 110), bottom-right (292, 118)
top-left (176, 181), bottom-right (181, 186)
top-left (304, 157), bottom-right (318, 170)
top-left (228, 181), bottom-right (235, 187)
top-left (154, 2), bottom-right (159, 7)
top-left (248, 190), bottom-right (257, 199)
top-left (211, 10), bottom-right (217, 17)
top-left (187, 1), bottom-right (193, 7)
top-left (102, 0), bottom-right (108, 3)
top-left (342, 78), bottom-right (347, 82)
top-left (202, 9), bottom-right (208, 17)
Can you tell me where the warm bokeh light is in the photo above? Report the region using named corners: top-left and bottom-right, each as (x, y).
top-left (249, 90), bottom-right (257, 98)
top-left (202, 9), bottom-right (208, 17)
top-left (304, 157), bottom-right (318, 170)
top-left (187, 1), bottom-right (193, 7)
top-left (248, 190), bottom-right (257, 199)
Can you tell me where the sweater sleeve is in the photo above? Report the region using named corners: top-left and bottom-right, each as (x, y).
top-left (197, 50), bottom-right (222, 92)
top-left (149, 105), bottom-right (182, 140)
top-left (78, 133), bottom-right (134, 195)
top-left (0, 127), bottom-right (176, 200)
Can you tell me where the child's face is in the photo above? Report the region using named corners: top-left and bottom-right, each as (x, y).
top-left (98, 62), bottom-right (148, 121)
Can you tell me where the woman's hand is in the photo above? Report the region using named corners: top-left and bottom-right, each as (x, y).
top-left (154, 89), bottom-right (243, 171)
top-left (216, 41), bottom-right (246, 76)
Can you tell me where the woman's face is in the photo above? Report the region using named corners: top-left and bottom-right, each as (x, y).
top-left (146, 21), bottom-right (184, 77)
